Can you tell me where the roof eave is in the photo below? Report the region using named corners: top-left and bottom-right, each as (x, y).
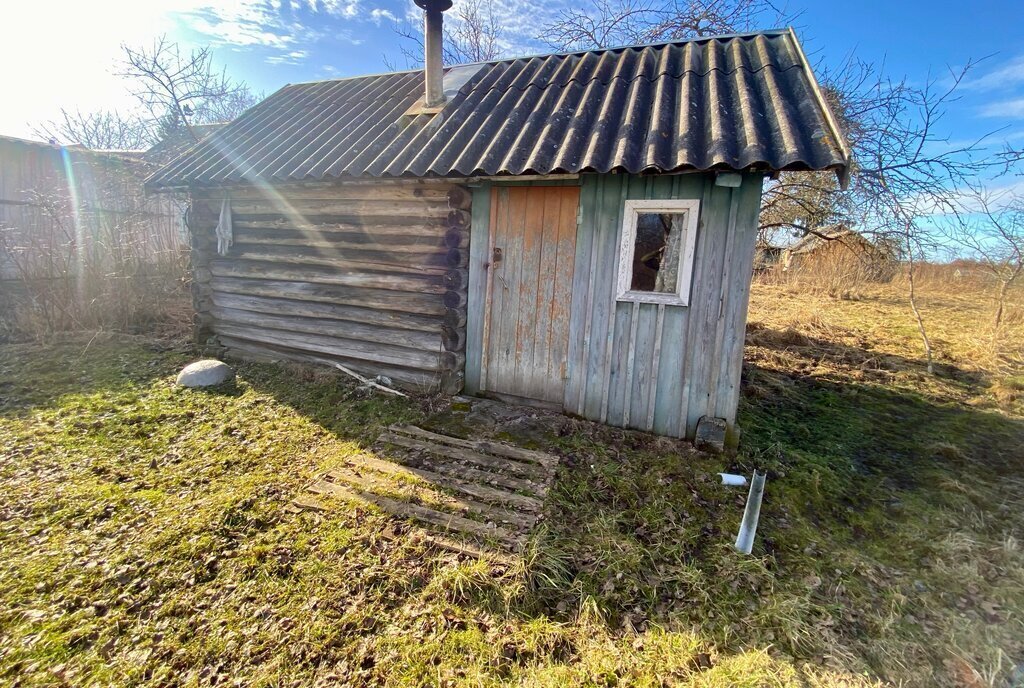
top-left (787, 26), bottom-right (852, 189)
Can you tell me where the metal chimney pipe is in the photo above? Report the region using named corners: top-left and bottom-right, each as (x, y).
top-left (415, 0), bottom-right (452, 108)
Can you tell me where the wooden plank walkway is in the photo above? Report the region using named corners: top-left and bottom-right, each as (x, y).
top-left (294, 424), bottom-right (559, 554)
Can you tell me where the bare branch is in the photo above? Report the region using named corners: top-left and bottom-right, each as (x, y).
top-left (119, 36), bottom-right (259, 142)
top-left (33, 109), bottom-right (153, 150)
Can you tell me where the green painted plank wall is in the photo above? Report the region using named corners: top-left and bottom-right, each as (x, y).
top-left (465, 171), bottom-right (764, 439)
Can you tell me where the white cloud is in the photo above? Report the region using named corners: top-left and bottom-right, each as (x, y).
top-left (266, 49), bottom-right (311, 64)
top-left (979, 97), bottom-right (1024, 119)
top-left (370, 7), bottom-right (398, 24)
top-left (964, 54), bottom-right (1024, 92)
top-left (320, 0), bottom-right (362, 19)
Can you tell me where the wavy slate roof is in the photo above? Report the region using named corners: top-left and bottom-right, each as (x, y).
top-left (147, 28), bottom-right (849, 189)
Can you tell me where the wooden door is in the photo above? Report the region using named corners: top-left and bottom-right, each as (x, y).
top-left (480, 186), bottom-right (579, 403)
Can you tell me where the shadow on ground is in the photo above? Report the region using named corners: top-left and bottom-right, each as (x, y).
top-left (0, 336), bottom-right (192, 417)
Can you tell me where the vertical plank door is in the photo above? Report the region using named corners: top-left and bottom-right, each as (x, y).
top-left (480, 185), bottom-right (579, 403)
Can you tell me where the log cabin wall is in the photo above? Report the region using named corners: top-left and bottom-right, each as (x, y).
top-left (188, 179), bottom-right (470, 393)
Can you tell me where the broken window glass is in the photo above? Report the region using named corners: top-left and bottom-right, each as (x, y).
top-left (629, 212), bottom-right (685, 293)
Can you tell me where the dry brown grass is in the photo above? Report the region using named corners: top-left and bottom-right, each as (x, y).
top-left (753, 261), bottom-right (1024, 402)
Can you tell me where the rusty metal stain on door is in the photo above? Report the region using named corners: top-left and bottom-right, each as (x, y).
top-left (481, 186), bottom-right (579, 403)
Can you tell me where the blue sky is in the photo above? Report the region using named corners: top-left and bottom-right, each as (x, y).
top-left (2, 0), bottom-right (1022, 170)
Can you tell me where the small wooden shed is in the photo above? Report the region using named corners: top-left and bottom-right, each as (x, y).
top-left (781, 224), bottom-right (896, 281)
top-left (147, 25), bottom-right (849, 442)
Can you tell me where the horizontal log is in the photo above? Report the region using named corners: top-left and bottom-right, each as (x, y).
top-left (228, 244), bottom-right (452, 275)
top-left (218, 336), bottom-right (443, 391)
top-left (196, 184), bottom-right (452, 203)
top-left (440, 369), bottom-right (465, 396)
top-left (446, 186), bottom-right (472, 210)
top-left (212, 323), bottom-right (457, 371)
top-left (211, 292), bottom-right (443, 333)
top-left (443, 269), bottom-right (468, 290)
top-left (444, 248), bottom-right (467, 268)
top-left (211, 305), bottom-right (444, 350)
top-left (443, 308), bottom-right (467, 329)
top-left (441, 325), bottom-right (466, 352)
top-left (447, 209), bottom-right (471, 230)
top-left (444, 229), bottom-right (469, 248)
top-left (443, 290), bottom-right (467, 309)
top-left (210, 277), bottom-right (445, 315)
top-left (233, 227), bottom-right (449, 252)
top-left (210, 260), bottom-right (446, 294)
top-left (194, 198), bottom-right (449, 218)
top-left (222, 218), bottom-right (449, 237)
top-left (192, 211), bottom-right (449, 232)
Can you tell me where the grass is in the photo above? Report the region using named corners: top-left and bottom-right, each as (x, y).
top-left (0, 277), bottom-right (1022, 687)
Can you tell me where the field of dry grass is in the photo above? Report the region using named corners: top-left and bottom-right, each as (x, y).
top-left (0, 269), bottom-right (1021, 687)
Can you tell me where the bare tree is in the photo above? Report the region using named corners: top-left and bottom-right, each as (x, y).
top-left (33, 109), bottom-right (152, 150)
top-left (944, 192), bottom-right (1024, 329)
top-left (539, 0), bottom-right (793, 50)
top-left (391, 0), bottom-right (505, 67)
top-left (758, 59), bottom-right (1016, 371)
top-left (120, 36), bottom-right (259, 143)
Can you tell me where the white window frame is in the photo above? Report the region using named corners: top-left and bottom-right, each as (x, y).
top-left (615, 199), bottom-right (701, 306)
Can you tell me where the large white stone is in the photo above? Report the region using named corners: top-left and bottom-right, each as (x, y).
top-left (176, 360), bottom-right (234, 388)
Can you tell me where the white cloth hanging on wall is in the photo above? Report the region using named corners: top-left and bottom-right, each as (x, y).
top-left (215, 197), bottom-right (233, 256)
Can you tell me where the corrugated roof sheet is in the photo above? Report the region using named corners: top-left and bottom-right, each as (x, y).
top-left (147, 28), bottom-right (849, 188)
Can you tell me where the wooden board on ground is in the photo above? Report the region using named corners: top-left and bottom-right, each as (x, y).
top-left (293, 425), bottom-right (560, 554)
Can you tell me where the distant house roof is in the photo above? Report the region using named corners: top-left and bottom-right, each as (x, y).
top-left (146, 28), bottom-right (849, 189)
top-left (142, 123), bottom-right (228, 165)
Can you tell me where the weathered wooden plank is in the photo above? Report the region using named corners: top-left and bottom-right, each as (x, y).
top-left (681, 179), bottom-right (730, 436)
top-left (564, 174), bottom-right (600, 414)
top-left (381, 445), bottom-right (544, 496)
top-left (224, 219), bottom-right (448, 237)
top-left (195, 183), bottom-right (451, 202)
top-left (346, 453), bottom-right (544, 512)
top-left (210, 277), bottom-right (446, 315)
top-left (211, 292), bottom-right (443, 332)
top-left (210, 259), bottom-right (446, 293)
top-left (490, 187), bottom-right (527, 395)
top-left (627, 303), bottom-right (657, 430)
top-left (512, 187), bottom-right (547, 397)
top-left (308, 481), bottom-right (522, 548)
top-left (713, 174), bottom-right (764, 425)
top-left (478, 187), bottom-right (501, 392)
top-left (646, 304), bottom-right (666, 432)
top-left (213, 324), bottom-right (454, 371)
top-left (211, 306), bottom-right (444, 350)
top-left (196, 198), bottom-right (449, 217)
top-left (324, 466), bottom-right (532, 530)
top-left (217, 336), bottom-right (444, 390)
top-left (527, 188), bottom-right (560, 398)
top-left (232, 227), bottom-right (451, 252)
top-left (389, 424), bottom-right (559, 468)
top-left (596, 175), bottom-right (630, 422)
top-left (551, 186), bottom-right (578, 390)
top-left (378, 431), bottom-right (548, 482)
top-left (227, 245), bottom-right (453, 275)
top-left (464, 184), bottom-right (490, 395)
